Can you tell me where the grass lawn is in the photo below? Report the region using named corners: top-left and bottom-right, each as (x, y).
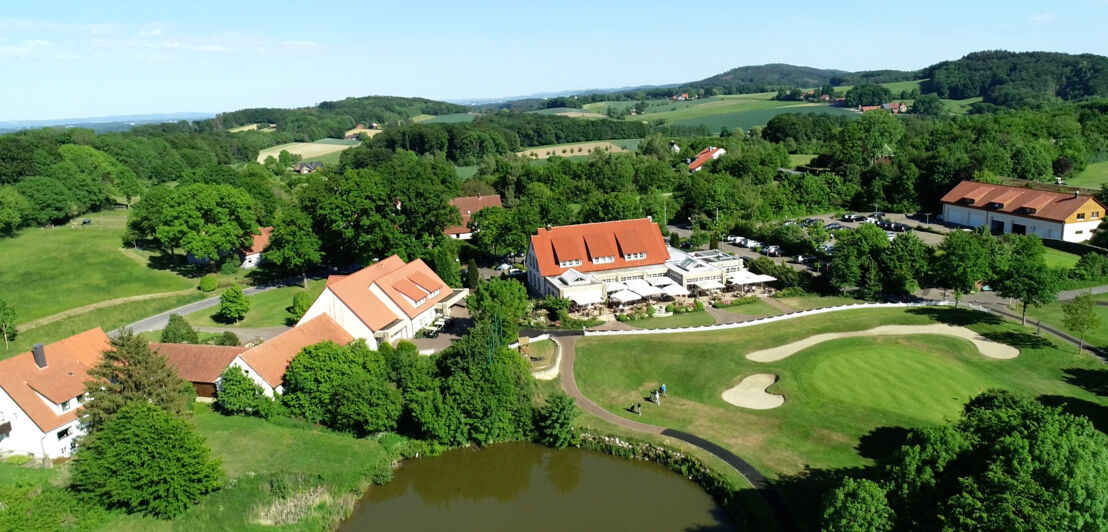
top-left (942, 97), bottom-right (982, 115)
top-left (184, 280), bottom-right (325, 329)
top-left (1018, 293), bottom-right (1108, 350)
top-left (1043, 247), bottom-right (1081, 269)
top-left (455, 165), bottom-right (479, 180)
top-left (423, 113), bottom-right (476, 124)
top-left (574, 307), bottom-right (1108, 529)
top-left (1067, 161), bottom-right (1108, 189)
top-left (1, 293), bottom-right (207, 360)
top-left (0, 210), bottom-right (196, 324)
top-left (717, 300), bottom-right (783, 317)
top-left (302, 150), bottom-right (344, 166)
top-left (628, 311), bottom-right (716, 329)
top-left (772, 294), bottom-right (863, 312)
top-left (787, 154), bottom-right (817, 167)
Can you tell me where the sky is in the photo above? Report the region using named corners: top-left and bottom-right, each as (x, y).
top-left (2, 0), bottom-right (1107, 121)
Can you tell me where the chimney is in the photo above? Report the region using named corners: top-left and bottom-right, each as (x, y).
top-left (32, 343), bottom-right (46, 368)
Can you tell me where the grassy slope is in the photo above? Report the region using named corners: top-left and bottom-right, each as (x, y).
top-left (423, 113), bottom-right (476, 124)
top-left (455, 165), bottom-right (479, 180)
top-left (673, 106), bottom-right (856, 131)
top-left (1067, 161), bottom-right (1108, 189)
top-left (717, 300), bottom-right (783, 317)
top-left (1043, 247), bottom-right (1081, 269)
top-left (0, 210), bottom-right (195, 324)
top-left (628, 311), bottom-right (716, 330)
top-left (1019, 293), bottom-right (1108, 349)
top-left (185, 280), bottom-right (325, 329)
top-left (574, 307), bottom-right (1108, 528)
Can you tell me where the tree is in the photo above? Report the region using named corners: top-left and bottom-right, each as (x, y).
top-left (330, 370), bottom-right (403, 436)
top-left (289, 291), bottom-right (312, 323)
top-left (879, 233), bottom-right (931, 295)
top-left (844, 83), bottom-right (894, 107)
top-left (14, 176), bottom-right (72, 225)
top-left (160, 313), bottom-right (199, 344)
top-left (536, 391), bottom-right (579, 449)
top-left (0, 300), bottom-right (14, 349)
top-left (468, 278), bottom-right (530, 342)
top-left (1062, 292), bottom-right (1100, 352)
top-left (911, 94), bottom-right (944, 117)
top-left (993, 236), bottom-right (1059, 324)
top-left (465, 258), bottom-right (480, 289)
top-left (216, 366), bottom-right (269, 417)
top-left (935, 230), bottom-right (990, 307)
top-left (71, 402), bottom-right (223, 518)
top-left (215, 331), bottom-right (240, 346)
top-left (0, 186), bottom-right (31, 235)
top-left (82, 330), bottom-right (195, 433)
top-left (154, 183), bottom-right (257, 262)
top-left (821, 478), bottom-right (894, 532)
top-left (216, 284), bottom-right (250, 323)
top-left (264, 208), bottom-right (322, 288)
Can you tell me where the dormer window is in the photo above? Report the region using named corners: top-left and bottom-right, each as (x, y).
top-left (592, 256), bottom-right (614, 264)
top-left (60, 399), bottom-right (71, 411)
top-left (624, 252), bottom-right (646, 261)
top-left (559, 259), bottom-right (581, 268)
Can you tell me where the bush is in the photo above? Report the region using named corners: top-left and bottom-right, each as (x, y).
top-left (773, 286), bottom-right (808, 298)
top-left (215, 331), bottom-right (240, 346)
top-left (712, 296), bottom-right (759, 308)
top-left (161, 313), bottom-right (198, 344)
top-left (199, 275), bottom-right (217, 292)
top-left (536, 391), bottom-right (579, 449)
top-left (288, 291), bottom-right (312, 323)
top-left (217, 366), bottom-right (270, 417)
top-left (1070, 253), bottom-right (1108, 280)
top-left (694, 300), bottom-right (704, 311)
top-left (216, 284), bottom-right (250, 323)
top-left (71, 402), bottom-right (223, 518)
top-left (219, 259), bottom-right (239, 275)
top-left (664, 304), bottom-right (674, 313)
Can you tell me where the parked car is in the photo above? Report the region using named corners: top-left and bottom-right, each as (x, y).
top-left (889, 223), bottom-right (909, 232)
top-left (680, 241), bottom-right (693, 249)
top-left (744, 239), bottom-right (762, 249)
top-left (863, 216), bottom-right (878, 224)
top-left (726, 234), bottom-right (740, 243)
top-left (495, 263), bottom-right (511, 271)
top-left (820, 244), bottom-right (835, 255)
top-left (763, 245), bottom-right (782, 257)
top-left (842, 213), bottom-right (864, 222)
top-left (872, 211), bottom-right (886, 218)
top-left (794, 254), bottom-right (816, 264)
top-left (824, 222), bottom-right (843, 230)
top-left (783, 220), bottom-right (798, 226)
top-left (733, 237), bottom-right (749, 247)
top-left (801, 218), bottom-right (821, 227)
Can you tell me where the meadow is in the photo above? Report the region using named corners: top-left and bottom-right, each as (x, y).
top-left (255, 139), bottom-right (358, 163)
top-left (573, 307), bottom-right (1108, 527)
top-left (517, 140), bottom-right (628, 159)
top-left (1067, 161), bottom-right (1108, 189)
top-left (422, 113), bottom-right (476, 124)
top-left (185, 280), bottom-right (325, 328)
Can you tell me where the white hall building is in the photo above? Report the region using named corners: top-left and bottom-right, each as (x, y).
top-left (941, 180), bottom-right (1106, 243)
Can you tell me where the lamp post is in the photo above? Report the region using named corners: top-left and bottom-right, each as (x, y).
top-left (924, 212), bottom-right (931, 225)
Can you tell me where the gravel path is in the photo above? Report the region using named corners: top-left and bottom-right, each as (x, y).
top-left (745, 323), bottom-right (1020, 362)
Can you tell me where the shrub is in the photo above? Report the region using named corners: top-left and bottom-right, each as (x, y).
top-left (664, 304), bottom-right (674, 313)
top-left (646, 305), bottom-right (656, 316)
top-left (536, 391), bottom-right (579, 449)
top-left (712, 296), bottom-right (759, 308)
top-left (288, 291), bottom-right (312, 323)
top-left (216, 284), bottom-right (250, 323)
top-left (219, 259), bottom-right (239, 275)
top-left (161, 313), bottom-right (198, 344)
top-left (199, 275), bottom-right (217, 292)
top-left (215, 331), bottom-right (240, 346)
top-left (71, 402), bottom-right (223, 518)
top-left (773, 286), bottom-right (808, 298)
top-left (694, 300), bottom-right (704, 311)
top-left (217, 366), bottom-right (270, 417)
top-left (1071, 253), bottom-right (1108, 280)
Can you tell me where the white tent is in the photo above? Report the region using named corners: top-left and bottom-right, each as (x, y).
top-left (567, 292), bottom-right (604, 306)
top-left (729, 271), bottom-right (777, 285)
top-left (662, 284), bottom-right (690, 297)
top-left (605, 281), bottom-right (629, 292)
top-left (609, 290), bottom-right (642, 303)
top-left (692, 279), bottom-right (725, 290)
top-left (625, 279), bottom-right (664, 297)
top-left (648, 276), bottom-right (676, 287)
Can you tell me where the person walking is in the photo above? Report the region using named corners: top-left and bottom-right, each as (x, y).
top-left (637, 402), bottom-right (642, 416)
top-left (660, 383), bottom-right (667, 397)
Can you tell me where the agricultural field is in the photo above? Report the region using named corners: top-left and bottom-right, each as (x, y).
top-left (0, 210), bottom-right (196, 326)
top-left (672, 105), bottom-right (856, 132)
top-left (423, 112), bottom-right (477, 124)
top-left (574, 307), bottom-right (1108, 526)
top-left (343, 126), bottom-right (383, 139)
top-left (1066, 161), bottom-right (1108, 189)
top-left (517, 140), bottom-right (627, 159)
top-left (529, 107), bottom-right (607, 119)
top-left (255, 139), bottom-right (358, 163)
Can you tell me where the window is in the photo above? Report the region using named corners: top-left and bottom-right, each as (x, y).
top-left (1094, 212), bottom-right (1101, 219)
top-left (60, 399), bottom-right (71, 411)
top-left (1078, 213), bottom-right (1086, 220)
top-left (558, 259), bottom-right (581, 268)
top-left (591, 256), bottom-right (614, 264)
top-left (1075, 230), bottom-right (1084, 235)
top-left (57, 427), bottom-right (71, 440)
top-left (624, 252), bottom-right (646, 261)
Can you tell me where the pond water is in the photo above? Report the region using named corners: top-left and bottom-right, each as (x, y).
top-left (340, 442), bottom-right (734, 531)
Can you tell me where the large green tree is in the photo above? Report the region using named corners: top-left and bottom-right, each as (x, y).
top-left (0, 186), bottom-right (31, 235)
top-left (71, 402), bottom-right (222, 518)
top-left (155, 183), bottom-right (257, 262)
top-left (536, 391), bottom-right (579, 449)
top-left (281, 341), bottom-right (401, 435)
top-left (264, 207), bottom-right (322, 287)
top-left (160, 313), bottom-right (199, 344)
top-left (935, 230), bottom-right (991, 307)
top-left (468, 278), bottom-right (530, 341)
top-left (821, 478), bottom-right (894, 532)
top-left (993, 235), bottom-right (1059, 324)
top-left (216, 366), bottom-right (271, 418)
top-left (879, 232), bottom-right (931, 295)
top-left (82, 329), bottom-right (195, 433)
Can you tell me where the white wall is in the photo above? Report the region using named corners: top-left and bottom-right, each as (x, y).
top-left (298, 288), bottom-right (378, 350)
top-left (1062, 220), bottom-right (1101, 243)
top-left (943, 204), bottom-right (1070, 241)
top-left (241, 252), bottom-right (262, 269)
top-left (229, 356), bottom-right (276, 398)
top-left (0, 387), bottom-right (83, 458)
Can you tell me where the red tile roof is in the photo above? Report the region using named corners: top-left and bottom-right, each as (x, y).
top-left (529, 218), bottom-right (669, 277)
top-left (325, 256), bottom-right (451, 330)
top-left (238, 315), bottom-right (353, 388)
top-left (445, 195), bottom-right (502, 235)
top-left (0, 329), bottom-right (110, 432)
top-left (860, 105), bottom-right (882, 112)
top-left (246, 226), bottom-right (273, 255)
top-left (151, 343), bottom-right (247, 384)
top-left (940, 180), bottom-right (1105, 223)
top-left (688, 146), bottom-right (724, 171)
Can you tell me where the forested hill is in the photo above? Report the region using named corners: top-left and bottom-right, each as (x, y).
top-left (921, 50), bottom-right (1108, 107)
top-left (686, 63), bottom-right (916, 92)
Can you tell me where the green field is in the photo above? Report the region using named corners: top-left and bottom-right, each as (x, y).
top-left (627, 311), bottom-right (716, 329)
top-left (185, 280), bottom-right (325, 328)
top-left (1043, 248), bottom-right (1081, 269)
top-left (609, 138), bottom-right (641, 150)
top-left (1067, 161), bottom-right (1108, 189)
top-left (716, 299), bottom-right (783, 317)
top-left (672, 105), bottom-right (857, 131)
top-left (423, 113), bottom-right (477, 124)
top-left (0, 210), bottom-right (196, 325)
top-left (574, 307), bottom-right (1108, 527)
top-left (941, 96), bottom-right (982, 114)
top-left (1019, 293), bottom-right (1108, 349)
top-left (773, 294), bottom-right (863, 311)
top-left (455, 165), bottom-right (479, 180)
top-left (302, 150), bottom-right (344, 166)
top-left (788, 153), bottom-right (818, 167)
top-left (0, 404), bottom-right (405, 531)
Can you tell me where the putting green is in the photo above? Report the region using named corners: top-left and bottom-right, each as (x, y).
top-left (790, 335), bottom-right (1006, 423)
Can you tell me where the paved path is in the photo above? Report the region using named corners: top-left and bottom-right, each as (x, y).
top-left (555, 335), bottom-right (800, 532)
top-left (18, 289), bottom-right (197, 330)
top-left (109, 284), bottom-right (286, 337)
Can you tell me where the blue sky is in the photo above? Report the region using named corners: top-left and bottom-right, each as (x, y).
top-left (2, 0), bottom-right (1106, 121)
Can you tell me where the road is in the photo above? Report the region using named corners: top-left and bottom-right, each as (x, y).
top-left (109, 284), bottom-right (293, 337)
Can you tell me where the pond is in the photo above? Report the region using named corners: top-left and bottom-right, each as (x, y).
top-left (340, 442), bottom-right (734, 531)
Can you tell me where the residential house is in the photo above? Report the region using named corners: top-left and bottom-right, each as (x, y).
top-left (688, 146), bottom-right (726, 172)
top-left (241, 226), bottom-right (273, 269)
top-left (0, 329), bottom-right (110, 458)
top-left (230, 314), bottom-right (354, 397)
top-left (297, 255), bottom-right (468, 349)
top-left (153, 343), bottom-right (247, 399)
top-left (859, 105), bottom-right (882, 113)
top-left (820, 94), bottom-right (831, 102)
top-left (294, 161), bottom-right (323, 174)
top-left (882, 102), bottom-right (908, 114)
top-left (445, 194), bottom-right (502, 240)
top-left (940, 180), bottom-right (1107, 242)
top-left (672, 93), bottom-right (690, 101)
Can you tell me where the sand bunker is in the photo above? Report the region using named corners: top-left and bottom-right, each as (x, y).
top-left (745, 324), bottom-right (1019, 363)
top-left (721, 373), bottom-right (784, 409)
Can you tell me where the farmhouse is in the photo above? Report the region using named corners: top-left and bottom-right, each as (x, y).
top-left (445, 194), bottom-right (502, 240)
top-left (882, 102), bottom-right (908, 114)
top-left (296, 255), bottom-right (468, 350)
top-left (688, 146), bottom-right (726, 171)
top-left (241, 226), bottom-right (272, 269)
top-left (294, 161), bottom-right (323, 174)
top-left (940, 180), bottom-right (1106, 242)
top-left (230, 314), bottom-right (354, 397)
top-left (153, 343), bottom-right (247, 399)
top-left (0, 329), bottom-right (110, 459)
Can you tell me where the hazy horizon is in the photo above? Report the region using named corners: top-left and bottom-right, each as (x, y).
top-left (3, 0), bottom-right (1107, 121)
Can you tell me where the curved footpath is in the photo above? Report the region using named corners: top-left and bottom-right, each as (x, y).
top-left (554, 335), bottom-right (800, 532)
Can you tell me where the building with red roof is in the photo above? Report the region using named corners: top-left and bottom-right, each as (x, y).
top-left (0, 328), bottom-right (110, 458)
top-left (231, 314), bottom-right (355, 396)
top-left (688, 146), bottom-right (726, 172)
top-left (296, 255), bottom-right (469, 350)
top-left (445, 194), bottom-right (502, 240)
top-left (152, 343), bottom-right (248, 398)
top-left (241, 226), bottom-right (273, 269)
top-left (940, 180), bottom-right (1107, 242)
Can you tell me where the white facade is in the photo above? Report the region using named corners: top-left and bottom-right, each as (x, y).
top-left (0, 388), bottom-right (83, 459)
top-left (228, 357), bottom-right (279, 397)
top-left (942, 204), bottom-right (1099, 243)
top-left (240, 252), bottom-right (264, 269)
top-left (298, 288), bottom-right (378, 349)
